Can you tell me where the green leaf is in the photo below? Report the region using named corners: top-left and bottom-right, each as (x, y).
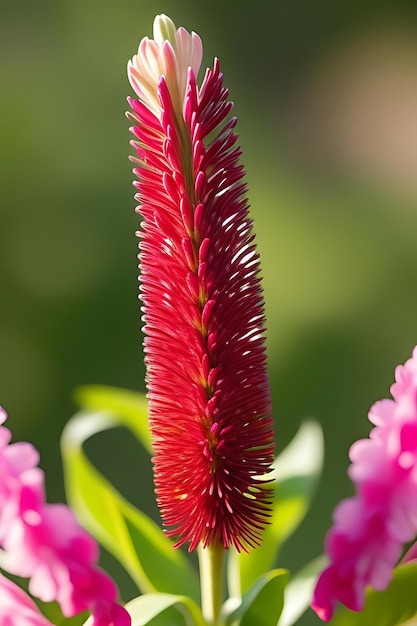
top-left (331, 562), bottom-right (417, 626)
top-left (74, 385), bottom-right (152, 453)
top-left (126, 593), bottom-right (206, 626)
top-left (235, 421), bottom-right (324, 592)
top-left (224, 569), bottom-right (289, 626)
top-left (61, 409), bottom-right (199, 601)
top-left (278, 555), bottom-right (327, 626)
top-left (35, 600), bottom-right (88, 626)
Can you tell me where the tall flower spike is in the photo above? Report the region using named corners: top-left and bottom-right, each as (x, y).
top-left (127, 15), bottom-right (275, 552)
top-left (312, 346), bottom-right (417, 621)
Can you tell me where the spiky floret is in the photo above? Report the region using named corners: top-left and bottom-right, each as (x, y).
top-left (127, 15), bottom-right (274, 552)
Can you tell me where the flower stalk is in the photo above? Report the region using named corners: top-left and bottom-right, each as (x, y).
top-left (198, 543), bottom-right (225, 626)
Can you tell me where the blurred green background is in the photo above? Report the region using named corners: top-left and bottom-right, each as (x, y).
top-left (2, 1), bottom-right (417, 624)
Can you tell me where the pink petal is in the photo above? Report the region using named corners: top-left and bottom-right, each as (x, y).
top-left (312, 347), bottom-right (417, 620)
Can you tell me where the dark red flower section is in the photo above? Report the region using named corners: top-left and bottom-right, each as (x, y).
top-left (128, 59), bottom-right (275, 552)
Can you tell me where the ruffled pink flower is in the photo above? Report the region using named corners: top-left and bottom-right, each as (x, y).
top-left (0, 573), bottom-right (54, 626)
top-left (312, 347), bottom-right (417, 621)
top-left (127, 15), bottom-right (274, 552)
top-left (0, 406), bottom-right (40, 542)
top-left (0, 408), bottom-right (131, 626)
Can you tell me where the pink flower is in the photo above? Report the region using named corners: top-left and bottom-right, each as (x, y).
top-left (0, 573), bottom-right (54, 626)
top-left (127, 15), bottom-right (275, 552)
top-left (0, 406), bottom-right (40, 542)
top-left (312, 347), bottom-right (417, 621)
top-left (0, 408), bottom-right (130, 626)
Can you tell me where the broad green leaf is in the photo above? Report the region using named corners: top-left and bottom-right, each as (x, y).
top-left (235, 421), bottom-right (324, 592)
top-left (331, 562), bottom-right (417, 626)
top-left (74, 385), bottom-right (152, 453)
top-left (278, 555), bottom-right (327, 626)
top-left (126, 593), bottom-right (206, 626)
top-left (36, 599), bottom-right (87, 626)
top-left (224, 569), bottom-right (289, 626)
top-left (61, 410), bottom-right (199, 601)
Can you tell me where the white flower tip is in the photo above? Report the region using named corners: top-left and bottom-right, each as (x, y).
top-left (127, 15), bottom-right (203, 120)
top-left (153, 14), bottom-right (177, 47)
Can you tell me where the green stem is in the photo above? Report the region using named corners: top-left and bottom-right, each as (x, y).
top-left (227, 548), bottom-right (241, 601)
top-left (198, 542), bottom-right (225, 626)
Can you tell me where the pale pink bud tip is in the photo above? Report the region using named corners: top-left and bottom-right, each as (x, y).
top-left (127, 14), bottom-right (202, 120)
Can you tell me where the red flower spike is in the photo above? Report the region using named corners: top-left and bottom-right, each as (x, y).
top-left (128, 15), bottom-right (275, 552)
